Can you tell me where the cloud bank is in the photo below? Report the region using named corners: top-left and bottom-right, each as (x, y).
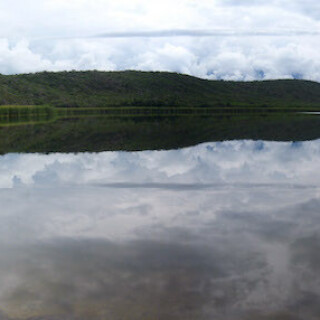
top-left (0, 0), bottom-right (320, 80)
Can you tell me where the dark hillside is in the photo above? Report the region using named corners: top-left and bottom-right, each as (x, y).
top-left (0, 71), bottom-right (319, 108)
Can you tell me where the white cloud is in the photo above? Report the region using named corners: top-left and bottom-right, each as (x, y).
top-left (0, 0), bottom-right (319, 80)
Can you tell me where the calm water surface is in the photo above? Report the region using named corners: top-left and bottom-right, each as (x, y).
top-left (1, 140), bottom-right (320, 319)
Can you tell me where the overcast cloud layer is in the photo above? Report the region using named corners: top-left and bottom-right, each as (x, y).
top-left (0, 0), bottom-right (320, 80)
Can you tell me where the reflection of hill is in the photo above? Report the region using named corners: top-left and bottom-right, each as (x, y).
top-left (1, 114), bottom-right (320, 153)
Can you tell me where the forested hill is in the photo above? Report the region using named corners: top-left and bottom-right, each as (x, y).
top-left (0, 70), bottom-right (320, 108)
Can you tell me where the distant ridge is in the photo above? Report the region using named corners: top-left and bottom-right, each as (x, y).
top-left (0, 70), bottom-right (319, 108)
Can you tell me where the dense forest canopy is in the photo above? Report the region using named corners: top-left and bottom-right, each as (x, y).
top-left (0, 71), bottom-right (319, 108)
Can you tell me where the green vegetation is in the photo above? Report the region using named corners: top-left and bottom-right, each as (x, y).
top-left (0, 105), bottom-right (55, 117)
top-left (0, 105), bottom-right (57, 127)
top-left (0, 71), bottom-right (320, 153)
top-left (0, 70), bottom-right (320, 109)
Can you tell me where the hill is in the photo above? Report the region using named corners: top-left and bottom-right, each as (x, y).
top-left (0, 70), bottom-right (320, 108)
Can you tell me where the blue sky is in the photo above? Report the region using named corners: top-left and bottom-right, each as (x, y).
top-left (0, 0), bottom-right (319, 80)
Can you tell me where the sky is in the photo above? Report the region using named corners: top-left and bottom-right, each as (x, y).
top-left (0, 0), bottom-right (320, 80)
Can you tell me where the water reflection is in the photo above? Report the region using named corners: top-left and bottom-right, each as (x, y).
top-left (2, 113), bottom-right (320, 154)
top-left (1, 140), bottom-right (320, 319)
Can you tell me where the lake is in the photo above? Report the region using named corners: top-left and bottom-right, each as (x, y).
top-left (2, 113), bottom-right (320, 153)
top-left (1, 139), bottom-right (320, 319)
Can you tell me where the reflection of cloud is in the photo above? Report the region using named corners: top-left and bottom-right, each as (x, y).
top-left (1, 191), bottom-right (320, 319)
top-left (1, 140), bottom-right (320, 188)
top-left (1, 140), bottom-right (320, 318)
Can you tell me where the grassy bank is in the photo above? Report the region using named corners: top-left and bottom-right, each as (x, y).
top-left (1, 104), bottom-right (316, 127)
top-left (0, 105), bottom-right (57, 127)
top-left (0, 105), bottom-right (55, 118)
